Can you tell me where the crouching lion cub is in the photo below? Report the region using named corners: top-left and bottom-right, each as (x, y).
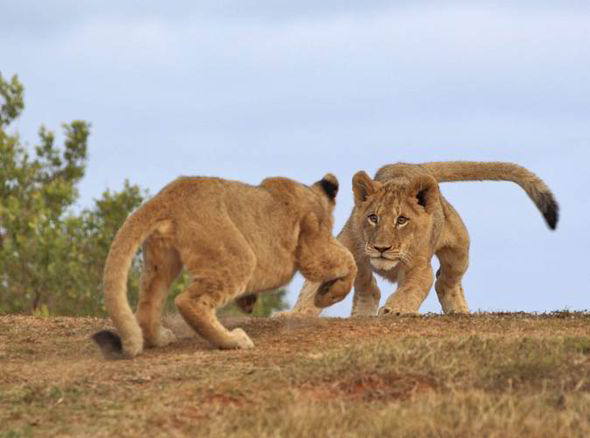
top-left (282, 161), bottom-right (558, 317)
top-left (92, 174), bottom-right (356, 359)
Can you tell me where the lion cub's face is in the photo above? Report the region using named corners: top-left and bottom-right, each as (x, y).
top-left (351, 171), bottom-right (440, 271)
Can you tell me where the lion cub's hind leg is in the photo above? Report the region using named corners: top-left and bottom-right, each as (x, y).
top-left (136, 236), bottom-right (183, 348)
top-left (434, 246), bottom-right (469, 314)
top-left (175, 275), bottom-right (256, 350)
top-left (174, 235), bottom-right (257, 350)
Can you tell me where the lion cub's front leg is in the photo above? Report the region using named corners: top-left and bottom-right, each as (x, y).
top-left (378, 261), bottom-right (433, 316)
top-left (351, 266), bottom-right (381, 316)
top-left (306, 241), bottom-right (357, 309)
top-left (278, 246), bottom-right (355, 317)
top-left (275, 280), bottom-right (324, 317)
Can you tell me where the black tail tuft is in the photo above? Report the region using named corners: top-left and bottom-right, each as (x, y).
top-left (538, 192), bottom-right (559, 230)
top-left (91, 329), bottom-right (125, 360)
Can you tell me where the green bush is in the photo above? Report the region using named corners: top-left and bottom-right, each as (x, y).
top-left (0, 73), bottom-right (288, 317)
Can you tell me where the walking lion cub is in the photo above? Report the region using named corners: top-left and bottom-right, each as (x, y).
top-left (92, 174), bottom-right (356, 359)
top-left (283, 161), bottom-right (558, 317)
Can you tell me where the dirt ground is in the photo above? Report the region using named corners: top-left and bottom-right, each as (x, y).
top-left (1, 312), bottom-right (589, 437)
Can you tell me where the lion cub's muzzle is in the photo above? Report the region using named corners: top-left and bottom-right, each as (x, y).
top-left (366, 244), bottom-right (400, 271)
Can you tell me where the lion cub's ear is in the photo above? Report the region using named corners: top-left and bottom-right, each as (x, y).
top-left (408, 175), bottom-right (440, 214)
top-left (314, 173), bottom-right (339, 202)
top-left (352, 171), bottom-right (378, 205)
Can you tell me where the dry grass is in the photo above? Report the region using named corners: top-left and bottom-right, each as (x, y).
top-left (1, 312), bottom-right (589, 437)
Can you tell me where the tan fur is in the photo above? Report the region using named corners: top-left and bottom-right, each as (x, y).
top-left (283, 161), bottom-right (558, 317)
top-left (99, 174), bottom-right (356, 358)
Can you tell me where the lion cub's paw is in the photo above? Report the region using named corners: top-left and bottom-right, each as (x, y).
top-left (314, 277), bottom-right (352, 308)
top-left (227, 328), bottom-right (255, 349)
top-left (351, 308), bottom-right (378, 317)
top-left (378, 306), bottom-right (400, 317)
top-left (153, 327), bottom-right (177, 347)
top-left (378, 306), bottom-right (419, 317)
top-left (351, 299), bottom-right (379, 317)
top-left (273, 310), bottom-right (314, 318)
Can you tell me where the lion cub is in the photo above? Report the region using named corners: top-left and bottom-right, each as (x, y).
top-left (283, 161), bottom-right (558, 317)
top-left (92, 174), bottom-right (356, 359)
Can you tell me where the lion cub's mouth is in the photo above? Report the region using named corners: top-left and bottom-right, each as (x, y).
top-left (369, 257), bottom-right (400, 271)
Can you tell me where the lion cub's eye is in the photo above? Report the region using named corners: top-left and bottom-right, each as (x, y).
top-left (368, 214), bottom-right (379, 224)
top-left (396, 216), bottom-right (409, 226)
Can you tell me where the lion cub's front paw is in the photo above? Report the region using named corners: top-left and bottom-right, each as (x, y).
top-left (227, 328), bottom-right (255, 349)
top-left (314, 277), bottom-right (352, 308)
top-left (273, 309), bottom-right (318, 318)
top-left (272, 310), bottom-right (293, 318)
top-left (351, 298), bottom-right (379, 317)
top-left (378, 306), bottom-right (419, 317)
top-left (378, 306), bottom-right (400, 317)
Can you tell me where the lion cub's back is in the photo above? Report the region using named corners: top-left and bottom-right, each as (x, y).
top-left (153, 176), bottom-right (295, 237)
top-left (155, 176), bottom-right (301, 281)
top-left (151, 176), bottom-right (259, 212)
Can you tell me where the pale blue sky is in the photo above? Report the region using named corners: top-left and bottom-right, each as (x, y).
top-left (2, 1), bottom-right (588, 315)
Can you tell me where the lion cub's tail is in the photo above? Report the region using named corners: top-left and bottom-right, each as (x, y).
top-left (92, 201), bottom-right (167, 359)
top-left (422, 161), bottom-right (559, 229)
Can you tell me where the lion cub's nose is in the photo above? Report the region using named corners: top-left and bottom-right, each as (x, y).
top-left (374, 245), bottom-right (392, 254)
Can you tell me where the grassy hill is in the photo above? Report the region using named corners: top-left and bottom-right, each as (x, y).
top-left (1, 312), bottom-right (589, 437)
